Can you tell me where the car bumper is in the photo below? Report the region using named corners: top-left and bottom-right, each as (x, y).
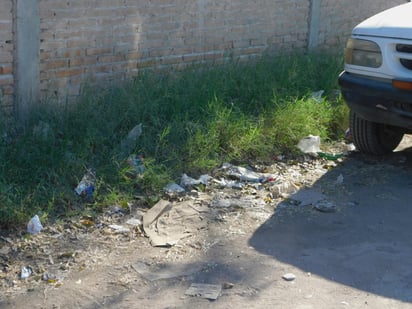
top-left (338, 71), bottom-right (412, 130)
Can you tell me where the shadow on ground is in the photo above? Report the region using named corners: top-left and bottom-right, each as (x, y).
top-left (249, 146), bottom-right (412, 303)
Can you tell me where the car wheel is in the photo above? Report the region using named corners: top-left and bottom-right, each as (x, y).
top-left (350, 110), bottom-right (404, 155)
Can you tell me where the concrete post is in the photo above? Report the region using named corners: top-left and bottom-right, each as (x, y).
top-left (308, 0), bottom-right (321, 51)
top-left (15, 0), bottom-right (40, 121)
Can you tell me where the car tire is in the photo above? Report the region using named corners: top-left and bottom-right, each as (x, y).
top-left (350, 110), bottom-right (404, 155)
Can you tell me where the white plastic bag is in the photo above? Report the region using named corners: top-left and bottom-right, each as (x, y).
top-left (27, 215), bottom-right (43, 235)
top-left (297, 135), bottom-right (321, 153)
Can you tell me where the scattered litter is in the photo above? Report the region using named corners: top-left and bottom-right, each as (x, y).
top-left (181, 173), bottom-right (212, 187)
top-left (125, 218), bottom-right (142, 227)
top-left (132, 261), bottom-right (202, 281)
top-left (75, 169), bottom-right (96, 198)
top-left (108, 224), bottom-right (130, 234)
top-left (271, 180), bottom-right (299, 198)
top-left (58, 251), bottom-right (75, 259)
top-left (311, 90), bottom-right (324, 102)
top-left (273, 154), bottom-right (284, 161)
top-left (289, 188), bottom-right (326, 206)
top-left (282, 273), bottom-right (296, 281)
top-left (185, 283), bottom-right (222, 300)
top-left (345, 128), bottom-right (352, 142)
top-left (297, 135), bottom-right (321, 154)
top-left (335, 174), bottom-right (344, 185)
top-left (106, 205), bottom-right (126, 215)
top-left (21, 266), bottom-right (32, 279)
top-left (211, 199), bottom-right (233, 208)
top-left (142, 200), bottom-right (172, 243)
top-left (318, 152), bottom-right (344, 160)
top-left (42, 273), bottom-right (57, 283)
top-left (80, 218), bottom-right (95, 227)
top-left (225, 165), bottom-right (263, 182)
top-left (221, 163), bottom-right (274, 183)
top-left (120, 123), bottom-right (142, 157)
top-left (314, 200), bottom-right (337, 213)
top-left (0, 236), bottom-right (13, 244)
top-left (164, 183), bottom-right (185, 193)
top-left (142, 200), bottom-right (206, 247)
top-left (142, 200), bottom-right (179, 246)
top-left (213, 178), bottom-right (244, 189)
top-left (27, 215), bottom-right (43, 235)
top-left (127, 154), bottom-right (145, 176)
top-left (345, 143), bottom-right (356, 152)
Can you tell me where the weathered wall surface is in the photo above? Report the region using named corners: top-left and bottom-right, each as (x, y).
top-left (0, 0), bottom-right (408, 114)
top-left (317, 0), bottom-right (406, 48)
top-left (38, 0), bottom-right (310, 104)
top-left (0, 0), bottom-right (14, 110)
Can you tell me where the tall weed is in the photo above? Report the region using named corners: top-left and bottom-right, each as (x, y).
top-left (0, 52), bottom-right (347, 228)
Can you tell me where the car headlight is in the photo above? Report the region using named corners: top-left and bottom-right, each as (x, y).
top-left (345, 38), bottom-right (382, 68)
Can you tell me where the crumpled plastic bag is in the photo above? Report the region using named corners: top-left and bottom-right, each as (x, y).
top-left (180, 173), bottom-right (212, 187)
top-left (27, 215), bottom-right (43, 235)
top-left (75, 169), bottom-right (96, 198)
top-left (297, 135), bottom-right (321, 153)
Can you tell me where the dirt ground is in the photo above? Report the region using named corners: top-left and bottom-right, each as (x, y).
top-left (2, 137), bottom-right (412, 309)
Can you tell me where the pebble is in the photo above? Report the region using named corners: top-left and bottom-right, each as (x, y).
top-left (282, 273), bottom-right (296, 281)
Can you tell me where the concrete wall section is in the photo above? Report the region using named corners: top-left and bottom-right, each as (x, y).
top-left (317, 0), bottom-right (406, 49)
top-left (16, 0), bottom-right (40, 120)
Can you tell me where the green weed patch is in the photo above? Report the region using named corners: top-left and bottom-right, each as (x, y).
top-left (0, 52), bottom-right (346, 228)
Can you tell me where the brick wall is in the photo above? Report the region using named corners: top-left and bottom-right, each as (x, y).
top-left (0, 0), bottom-right (14, 111)
top-left (38, 0), bottom-right (311, 104)
top-left (0, 0), bottom-right (409, 112)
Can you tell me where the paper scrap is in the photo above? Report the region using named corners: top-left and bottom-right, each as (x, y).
top-left (185, 283), bottom-right (222, 300)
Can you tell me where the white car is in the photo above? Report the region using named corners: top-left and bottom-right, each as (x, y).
top-left (339, 2), bottom-right (412, 155)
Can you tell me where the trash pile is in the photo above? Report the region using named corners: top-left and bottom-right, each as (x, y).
top-left (21, 133), bottom-right (354, 243)
top-left (0, 131), bottom-right (356, 299)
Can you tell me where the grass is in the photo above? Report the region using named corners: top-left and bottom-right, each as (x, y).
top-left (0, 52), bottom-right (348, 229)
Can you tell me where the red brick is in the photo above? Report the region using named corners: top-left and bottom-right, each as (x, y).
top-left (55, 68), bottom-right (83, 78)
top-left (0, 64), bottom-right (12, 75)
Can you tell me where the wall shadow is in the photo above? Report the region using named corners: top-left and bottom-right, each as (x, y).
top-left (249, 146), bottom-right (412, 302)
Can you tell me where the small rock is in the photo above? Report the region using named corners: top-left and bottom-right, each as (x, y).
top-left (222, 282), bottom-right (234, 289)
top-left (314, 200), bottom-right (337, 213)
top-left (282, 273), bottom-right (296, 281)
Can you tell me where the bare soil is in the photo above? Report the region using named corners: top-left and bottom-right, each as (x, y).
top-left (2, 137), bottom-right (412, 309)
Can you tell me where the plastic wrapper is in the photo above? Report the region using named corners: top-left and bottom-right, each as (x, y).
top-left (27, 215), bottom-right (43, 235)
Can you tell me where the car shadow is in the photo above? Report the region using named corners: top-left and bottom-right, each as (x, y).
top-left (249, 148), bottom-right (412, 302)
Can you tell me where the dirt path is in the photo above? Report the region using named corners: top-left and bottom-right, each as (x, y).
top-left (2, 137), bottom-right (412, 309)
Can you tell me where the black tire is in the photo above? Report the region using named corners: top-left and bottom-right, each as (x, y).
top-left (350, 110), bottom-right (404, 155)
